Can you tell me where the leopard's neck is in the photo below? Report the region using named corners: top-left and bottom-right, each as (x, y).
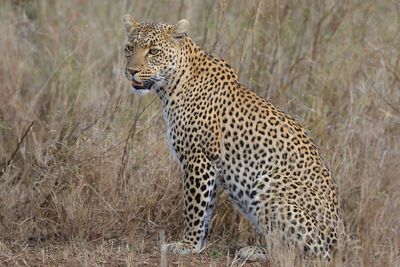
top-left (157, 38), bottom-right (238, 110)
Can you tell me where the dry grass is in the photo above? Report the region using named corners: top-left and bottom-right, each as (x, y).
top-left (0, 0), bottom-right (399, 266)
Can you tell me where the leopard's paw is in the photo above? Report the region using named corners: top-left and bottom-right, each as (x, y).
top-left (238, 246), bottom-right (268, 261)
top-left (164, 241), bottom-right (199, 256)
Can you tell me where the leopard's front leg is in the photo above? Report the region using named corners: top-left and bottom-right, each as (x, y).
top-left (166, 153), bottom-right (218, 255)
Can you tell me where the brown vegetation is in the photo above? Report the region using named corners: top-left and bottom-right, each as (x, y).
top-left (0, 0), bottom-right (399, 266)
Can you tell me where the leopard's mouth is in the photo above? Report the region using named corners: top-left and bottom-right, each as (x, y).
top-left (131, 78), bottom-right (154, 90)
top-left (131, 79), bottom-right (143, 88)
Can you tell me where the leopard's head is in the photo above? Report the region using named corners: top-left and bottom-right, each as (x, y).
top-left (123, 15), bottom-right (189, 95)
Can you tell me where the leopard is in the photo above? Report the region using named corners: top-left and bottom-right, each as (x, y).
top-left (122, 15), bottom-right (344, 261)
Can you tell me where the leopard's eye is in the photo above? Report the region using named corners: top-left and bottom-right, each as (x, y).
top-left (125, 43), bottom-right (134, 52)
top-left (124, 43), bottom-right (134, 56)
top-left (149, 48), bottom-right (161, 56)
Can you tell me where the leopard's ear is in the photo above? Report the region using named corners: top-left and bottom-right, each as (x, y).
top-left (172, 19), bottom-right (189, 42)
top-left (123, 14), bottom-right (139, 33)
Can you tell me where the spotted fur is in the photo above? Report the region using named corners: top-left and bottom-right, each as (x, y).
top-left (123, 15), bottom-right (344, 261)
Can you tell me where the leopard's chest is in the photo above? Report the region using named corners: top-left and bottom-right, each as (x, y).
top-left (162, 89), bottom-right (215, 163)
top-left (162, 100), bottom-right (195, 164)
top-left (163, 107), bottom-right (181, 163)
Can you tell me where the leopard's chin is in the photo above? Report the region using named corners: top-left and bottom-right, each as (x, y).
top-left (130, 86), bottom-right (151, 95)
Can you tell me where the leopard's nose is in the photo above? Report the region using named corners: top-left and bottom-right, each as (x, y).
top-left (127, 68), bottom-right (139, 76)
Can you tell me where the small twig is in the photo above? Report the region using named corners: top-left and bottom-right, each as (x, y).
top-left (117, 96), bottom-right (158, 184)
top-left (160, 230), bottom-right (167, 267)
top-left (118, 99), bottom-right (142, 183)
top-left (201, 0), bottom-right (216, 48)
top-left (0, 121), bottom-right (35, 177)
top-left (363, 73), bottom-right (400, 115)
top-left (307, 0), bottom-right (342, 86)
